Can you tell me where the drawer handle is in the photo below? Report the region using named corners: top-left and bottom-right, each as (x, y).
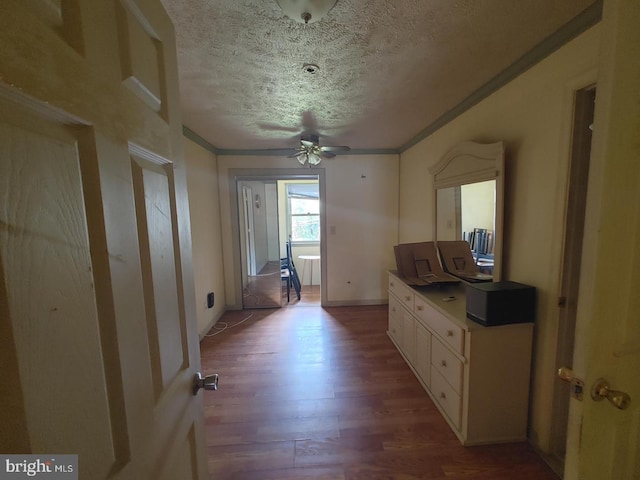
top-left (390, 282), bottom-right (395, 287)
top-left (416, 305), bottom-right (424, 311)
top-left (391, 307), bottom-right (396, 312)
top-left (404, 295), bottom-right (411, 301)
top-left (440, 392), bottom-right (446, 399)
top-left (441, 360), bottom-right (447, 367)
top-left (446, 330), bottom-right (454, 337)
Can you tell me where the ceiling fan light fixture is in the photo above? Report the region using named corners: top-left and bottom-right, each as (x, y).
top-left (308, 152), bottom-right (322, 165)
top-left (290, 132), bottom-right (349, 166)
top-left (276, 0), bottom-right (339, 24)
top-left (296, 153), bottom-right (308, 166)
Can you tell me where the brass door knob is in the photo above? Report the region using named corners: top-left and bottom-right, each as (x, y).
top-left (591, 378), bottom-right (631, 410)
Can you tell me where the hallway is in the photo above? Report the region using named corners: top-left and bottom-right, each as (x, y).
top-left (200, 305), bottom-right (557, 479)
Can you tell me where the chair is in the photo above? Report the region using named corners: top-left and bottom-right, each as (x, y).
top-left (468, 228), bottom-right (494, 274)
top-left (281, 240), bottom-right (301, 301)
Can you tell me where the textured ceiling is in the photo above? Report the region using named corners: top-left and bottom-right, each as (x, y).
top-left (161, 0), bottom-right (597, 152)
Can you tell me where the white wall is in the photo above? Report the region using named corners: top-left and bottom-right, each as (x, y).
top-left (265, 183), bottom-right (279, 261)
top-left (399, 26), bottom-right (601, 453)
top-left (217, 154), bottom-right (399, 307)
top-left (324, 154), bottom-right (399, 304)
top-left (184, 137), bottom-right (226, 337)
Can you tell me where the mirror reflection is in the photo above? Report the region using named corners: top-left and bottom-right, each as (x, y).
top-left (436, 180), bottom-right (496, 274)
top-left (430, 141), bottom-right (504, 281)
top-left (436, 179), bottom-right (496, 274)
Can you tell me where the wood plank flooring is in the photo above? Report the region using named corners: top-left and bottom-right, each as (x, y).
top-left (200, 305), bottom-right (558, 479)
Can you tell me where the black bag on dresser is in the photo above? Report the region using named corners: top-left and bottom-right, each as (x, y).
top-left (466, 281), bottom-right (536, 326)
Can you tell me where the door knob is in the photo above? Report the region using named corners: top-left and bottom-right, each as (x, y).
top-left (193, 372), bottom-right (219, 395)
top-left (591, 378), bottom-right (631, 410)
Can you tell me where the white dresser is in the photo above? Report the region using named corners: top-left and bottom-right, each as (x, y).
top-left (388, 271), bottom-right (533, 445)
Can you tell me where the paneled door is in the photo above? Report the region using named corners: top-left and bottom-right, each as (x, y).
top-left (563, 0), bottom-right (640, 478)
top-left (0, 1), bottom-right (208, 478)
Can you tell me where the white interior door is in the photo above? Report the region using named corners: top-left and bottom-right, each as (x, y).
top-left (0, 1), bottom-right (208, 478)
top-left (564, 0), bottom-right (640, 477)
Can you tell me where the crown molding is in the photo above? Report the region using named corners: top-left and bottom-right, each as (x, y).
top-left (183, 126), bottom-right (219, 154)
top-left (215, 148), bottom-right (400, 156)
top-left (399, 0), bottom-right (602, 153)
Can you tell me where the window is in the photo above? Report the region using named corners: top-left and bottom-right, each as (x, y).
top-left (287, 183), bottom-right (319, 242)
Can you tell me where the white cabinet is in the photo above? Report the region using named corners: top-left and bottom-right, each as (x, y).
top-left (415, 322), bottom-right (431, 388)
top-left (401, 310), bottom-right (416, 366)
top-left (387, 271), bottom-right (533, 445)
top-left (388, 294), bottom-right (403, 347)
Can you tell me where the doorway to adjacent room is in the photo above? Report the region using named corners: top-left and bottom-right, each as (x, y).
top-left (231, 170), bottom-right (324, 309)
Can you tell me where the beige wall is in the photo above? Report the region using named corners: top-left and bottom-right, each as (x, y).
top-left (184, 137), bottom-right (226, 337)
top-left (217, 154), bottom-right (399, 308)
top-left (399, 26), bottom-right (601, 453)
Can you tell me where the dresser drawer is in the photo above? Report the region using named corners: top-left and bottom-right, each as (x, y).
top-left (388, 296), bottom-right (403, 346)
top-left (388, 294), bottom-right (402, 320)
top-left (415, 322), bottom-right (431, 388)
top-left (414, 296), bottom-right (464, 354)
top-left (389, 276), bottom-right (414, 310)
top-left (431, 337), bottom-right (463, 394)
top-left (401, 310), bottom-right (416, 365)
top-left (431, 368), bottom-right (462, 430)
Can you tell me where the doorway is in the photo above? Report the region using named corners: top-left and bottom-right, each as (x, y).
top-left (548, 85), bottom-right (596, 474)
top-left (230, 170), bottom-right (324, 309)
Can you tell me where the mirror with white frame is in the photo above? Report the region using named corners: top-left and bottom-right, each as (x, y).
top-left (430, 141), bottom-right (505, 281)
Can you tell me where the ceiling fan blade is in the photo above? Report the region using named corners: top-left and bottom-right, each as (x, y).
top-left (320, 151), bottom-right (337, 158)
top-left (301, 139), bottom-right (315, 148)
top-left (287, 149), bottom-right (304, 158)
top-left (320, 145), bottom-right (351, 152)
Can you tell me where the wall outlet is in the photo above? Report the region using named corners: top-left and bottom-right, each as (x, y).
top-left (207, 292), bottom-right (214, 309)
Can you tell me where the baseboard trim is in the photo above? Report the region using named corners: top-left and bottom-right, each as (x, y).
top-left (322, 299), bottom-right (389, 307)
top-left (199, 310), bottom-right (226, 340)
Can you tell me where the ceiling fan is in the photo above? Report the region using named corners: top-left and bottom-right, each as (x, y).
top-left (288, 134), bottom-right (350, 166)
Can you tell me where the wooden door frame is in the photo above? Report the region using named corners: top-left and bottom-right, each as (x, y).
top-left (548, 84), bottom-right (596, 474)
top-left (240, 184), bottom-right (257, 277)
